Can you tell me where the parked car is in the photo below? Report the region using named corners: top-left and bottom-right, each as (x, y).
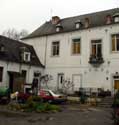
top-left (38, 89), bottom-right (67, 104)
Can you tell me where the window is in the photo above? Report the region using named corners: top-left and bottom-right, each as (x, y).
top-left (72, 38), bottom-right (80, 54)
top-left (0, 67), bottom-right (3, 82)
top-left (24, 52), bottom-right (31, 62)
top-left (91, 40), bottom-right (102, 57)
top-left (52, 41), bottom-right (60, 56)
top-left (0, 45), bottom-right (5, 52)
top-left (112, 34), bottom-right (119, 52)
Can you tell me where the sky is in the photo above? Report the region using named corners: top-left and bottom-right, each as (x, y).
top-left (0, 0), bottom-right (119, 34)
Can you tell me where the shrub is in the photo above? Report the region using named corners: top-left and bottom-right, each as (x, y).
top-left (8, 101), bottom-right (60, 113)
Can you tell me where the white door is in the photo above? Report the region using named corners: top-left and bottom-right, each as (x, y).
top-left (72, 74), bottom-right (82, 91)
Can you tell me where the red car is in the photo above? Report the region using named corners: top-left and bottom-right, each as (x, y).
top-left (38, 89), bottom-right (67, 104)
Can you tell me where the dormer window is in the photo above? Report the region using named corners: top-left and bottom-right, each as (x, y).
top-left (84, 18), bottom-right (90, 28)
top-left (24, 52), bottom-right (31, 62)
top-left (106, 15), bottom-right (112, 24)
top-left (0, 45), bottom-right (5, 52)
top-left (113, 13), bottom-right (119, 23)
top-left (75, 20), bottom-right (82, 29)
top-left (20, 46), bottom-right (31, 62)
top-left (56, 23), bottom-right (63, 32)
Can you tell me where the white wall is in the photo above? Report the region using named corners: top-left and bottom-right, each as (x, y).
top-left (22, 37), bottom-right (47, 65)
top-left (0, 60), bottom-right (43, 87)
top-left (23, 24), bottom-right (119, 92)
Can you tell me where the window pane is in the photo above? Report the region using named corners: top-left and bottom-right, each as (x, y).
top-left (117, 38), bottom-right (119, 51)
top-left (92, 45), bottom-right (96, 56)
top-left (72, 39), bottom-right (80, 54)
top-left (97, 44), bottom-right (102, 57)
top-left (112, 37), bottom-right (115, 51)
top-left (91, 40), bottom-right (102, 58)
top-left (76, 43), bottom-right (80, 53)
top-left (114, 80), bottom-right (119, 89)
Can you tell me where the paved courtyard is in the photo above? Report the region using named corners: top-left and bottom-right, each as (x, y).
top-left (0, 105), bottom-right (113, 125)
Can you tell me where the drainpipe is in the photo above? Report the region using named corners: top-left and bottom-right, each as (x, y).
top-left (44, 35), bottom-right (48, 68)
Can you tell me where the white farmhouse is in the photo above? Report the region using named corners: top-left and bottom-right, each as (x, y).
top-left (22, 8), bottom-right (119, 94)
top-left (0, 35), bottom-right (44, 93)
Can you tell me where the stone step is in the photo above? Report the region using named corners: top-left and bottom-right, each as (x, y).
top-left (97, 97), bottom-right (113, 108)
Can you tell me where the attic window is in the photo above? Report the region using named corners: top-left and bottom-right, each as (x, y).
top-left (20, 47), bottom-right (31, 62)
top-left (84, 18), bottom-right (90, 28)
top-left (56, 23), bottom-right (63, 32)
top-left (75, 20), bottom-right (82, 29)
top-left (106, 15), bottom-right (112, 24)
top-left (113, 13), bottom-right (119, 23)
top-left (0, 45), bottom-right (5, 52)
top-left (24, 52), bottom-right (31, 62)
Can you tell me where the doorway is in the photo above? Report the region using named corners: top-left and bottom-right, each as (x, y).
top-left (72, 74), bottom-right (82, 91)
top-left (57, 73), bottom-right (64, 90)
top-left (8, 71), bottom-right (27, 93)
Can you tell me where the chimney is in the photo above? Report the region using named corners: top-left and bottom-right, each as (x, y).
top-left (51, 16), bottom-right (60, 25)
top-left (106, 15), bottom-right (112, 24)
top-left (84, 18), bottom-right (90, 28)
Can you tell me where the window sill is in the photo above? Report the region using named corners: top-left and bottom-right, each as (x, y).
top-left (111, 51), bottom-right (119, 54)
top-left (50, 55), bottom-right (60, 58)
top-left (71, 53), bottom-right (81, 56)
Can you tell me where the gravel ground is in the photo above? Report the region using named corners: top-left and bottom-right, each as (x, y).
top-left (0, 104), bottom-right (113, 125)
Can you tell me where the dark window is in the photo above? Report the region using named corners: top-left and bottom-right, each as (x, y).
top-left (0, 67), bottom-right (3, 82)
top-left (52, 41), bottom-right (60, 56)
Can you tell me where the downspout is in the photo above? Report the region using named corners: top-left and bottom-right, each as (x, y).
top-left (44, 35), bottom-right (48, 69)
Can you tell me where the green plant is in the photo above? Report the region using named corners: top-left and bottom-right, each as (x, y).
top-left (80, 95), bottom-right (87, 104)
top-left (8, 101), bottom-right (61, 113)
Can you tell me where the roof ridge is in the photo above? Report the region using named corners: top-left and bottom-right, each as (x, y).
top-left (0, 35), bottom-right (32, 47)
top-left (22, 8), bottom-right (119, 39)
top-left (61, 8), bottom-right (119, 21)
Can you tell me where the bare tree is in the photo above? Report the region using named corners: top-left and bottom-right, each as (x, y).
top-left (40, 74), bottom-right (53, 90)
top-left (2, 28), bottom-right (28, 40)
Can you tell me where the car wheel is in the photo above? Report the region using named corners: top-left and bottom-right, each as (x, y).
top-left (48, 100), bottom-right (52, 103)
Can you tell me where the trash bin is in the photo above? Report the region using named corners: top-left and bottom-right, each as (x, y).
top-left (0, 87), bottom-right (10, 104)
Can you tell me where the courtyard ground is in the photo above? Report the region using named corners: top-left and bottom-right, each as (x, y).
top-left (0, 104), bottom-right (113, 125)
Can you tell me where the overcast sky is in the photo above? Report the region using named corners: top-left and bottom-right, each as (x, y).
top-left (0, 0), bottom-right (119, 34)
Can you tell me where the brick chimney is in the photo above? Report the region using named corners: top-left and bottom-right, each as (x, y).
top-left (51, 16), bottom-right (60, 25)
top-left (106, 15), bottom-right (112, 24)
top-left (84, 18), bottom-right (90, 28)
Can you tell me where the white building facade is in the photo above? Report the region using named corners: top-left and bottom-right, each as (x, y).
top-left (0, 60), bottom-right (43, 87)
top-left (22, 8), bottom-right (119, 93)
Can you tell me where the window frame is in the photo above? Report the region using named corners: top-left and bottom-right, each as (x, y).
top-left (90, 39), bottom-right (102, 58)
top-left (51, 41), bottom-right (60, 57)
top-left (111, 34), bottom-right (119, 53)
top-left (71, 38), bottom-right (81, 55)
top-left (57, 73), bottom-right (64, 90)
top-left (24, 52), bottom-right (31, 62)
